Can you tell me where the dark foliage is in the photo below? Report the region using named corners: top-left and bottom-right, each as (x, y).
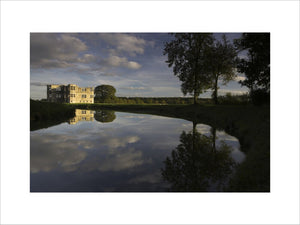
top-left (164, 33), bottom-right (214, 104)
top-left (94, 85), bottom-right (117, 103)
top-left (234, 33), bottom-right (270, 103)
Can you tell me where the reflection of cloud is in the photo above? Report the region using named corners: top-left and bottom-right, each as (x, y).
top-left (31, 130), bottom-right (142, 173)
top-left (96, 148), bottom-right (150, 172)
top-left (104, 136), bottom-right (140, 149)
top-left (196, 124), bottom-right (211, 134)
top-left (30, 134), bottom-right (87, 173)
top-left (216, 131), bottom-right (246, 164)
top-left (195, 125), bottom-right (246, 164)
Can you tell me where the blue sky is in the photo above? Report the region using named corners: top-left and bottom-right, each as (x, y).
top-left (30, 33), bottom-right (248, 99)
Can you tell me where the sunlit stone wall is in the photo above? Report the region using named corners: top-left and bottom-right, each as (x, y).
top-left (47, 84), bottom-right (94, 104)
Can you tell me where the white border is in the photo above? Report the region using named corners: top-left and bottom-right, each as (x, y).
top-left (1, 1), bottom-right (299, 224)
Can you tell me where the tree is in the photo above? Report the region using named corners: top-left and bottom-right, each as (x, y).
top-left (94, 85), bottom-right (116, 103)
top-left (234, 33), bottom-right (270, 103)
top-left (164, 33), bottom-right (214, 104)
top-left (206, 35), bottom-right (237, 104)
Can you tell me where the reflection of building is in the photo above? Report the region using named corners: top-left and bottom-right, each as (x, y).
top-left (47, 84), bottom-right (94, 103)
top-left (69, 109), bottom-right (95, 124)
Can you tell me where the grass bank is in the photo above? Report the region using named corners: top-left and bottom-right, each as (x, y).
top-left (30, 99), bottom-right (75, 131)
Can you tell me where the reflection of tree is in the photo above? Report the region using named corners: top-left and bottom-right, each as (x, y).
top-left (161, 122), bottom-right (236, 191)
top-left (94, 110), bottom-right (116, 123)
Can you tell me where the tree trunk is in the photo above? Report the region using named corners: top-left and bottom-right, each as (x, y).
top-left (211, 127), bottom-right (216, 153)
top-left (213, 75), bottom-right (219, 105)
top-left (192, 121), bottom-right (197, 151)
top-left (194, 92), bottom-right (197, 105)
top-left (193, 70), bottom-right (198, 104)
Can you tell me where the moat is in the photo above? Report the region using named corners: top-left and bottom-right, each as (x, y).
top-left (30, 109), bottom-right (245, 192)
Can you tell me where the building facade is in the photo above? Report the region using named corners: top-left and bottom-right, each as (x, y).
top-left (47, 84), bottom-right (94, 103)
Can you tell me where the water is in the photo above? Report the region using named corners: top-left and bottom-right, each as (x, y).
top-left (30, 109), bottom-right (245, 192)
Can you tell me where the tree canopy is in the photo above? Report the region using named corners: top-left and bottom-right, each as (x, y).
top-left (234, 33), bottom-right (270, 93)
top-left (206, 35), bottom-right (237, 104)
top-left (94, 85), bottom-right (116, 103)
top-left (163, 33), bottom-right (214, 104)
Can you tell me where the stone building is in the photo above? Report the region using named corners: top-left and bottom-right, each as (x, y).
top-left (47, 84), bottom-right (94, 103)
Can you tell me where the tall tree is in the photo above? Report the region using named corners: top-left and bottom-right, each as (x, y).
top-left (94, 85), bottom-right (116, 103)
top-left (234, 33), bottom-right (270, 93)
top-left (163, 33), bottom-right (214, 104)
top-left (206, 35), bottom-right (237, 104)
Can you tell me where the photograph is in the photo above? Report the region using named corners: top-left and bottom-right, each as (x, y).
top-left (30, 32), bottom-right (270, 192)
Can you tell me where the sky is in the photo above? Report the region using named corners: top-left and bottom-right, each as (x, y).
top-left (30, 33), bottom-right (248, 100)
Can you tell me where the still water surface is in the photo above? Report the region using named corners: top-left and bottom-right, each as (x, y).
top-left (30, 109), bottom-right (245, 192)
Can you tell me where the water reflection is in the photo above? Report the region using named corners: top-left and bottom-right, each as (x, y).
top-left (30, 111), bottom-right (245, 192)
top-left (162, 122), bottom-right (243, 191)
top-left (68, 109), bottom-right (116, 124)
top-left (94, 110), bottom-right (116, 123)
top-left (69, 109), bottom-right (94, 124)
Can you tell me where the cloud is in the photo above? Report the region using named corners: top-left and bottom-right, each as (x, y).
top-left (120, 86), bottom-right (151, 91)
top-left (30, 33), bottom-right (95, 69)
top-left (77, 54), bottom-right (97, 63)
top-left (218, 89), bottom-right (248, 95)
top-left (98, 33), bottom-right (148, 56)
top-left (128, 171), bottom-right (161, 184)
top-left (234, 75), bottom-right (246, 82)
top-left (30, 81), bottom-right (48, 86)
top-left (101, 55), bottom-right (141, 70)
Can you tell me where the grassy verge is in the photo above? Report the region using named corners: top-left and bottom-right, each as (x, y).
top-left (30, 99), bottom-right (75, 131)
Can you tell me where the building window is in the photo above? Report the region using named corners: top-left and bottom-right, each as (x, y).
top-left (71, 86), bottom-right (75, 90)
top-left (90, 95), bottom-right (93, 98)
top-left (82, 110), bottom-right (86, 114)
top-left (70, 94), bottom-right (75, 97)
top-left (90, 88), bottom-right (93, 91)
top-left (82, 94), bottom-right (86, 98)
